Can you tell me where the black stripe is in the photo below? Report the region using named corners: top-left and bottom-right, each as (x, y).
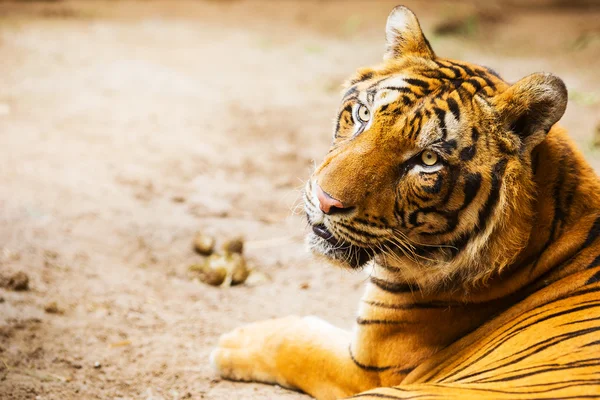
top-left (527, 148), bottom-right (569, 275)
top-left (433, 108), bottom-right (447, 139)
top-left (586, 254), bottom-right (600, 270)
top-left (444, 302), bottom-right (600, 383)
top-left (348, 345), bottom-right (393, 372)
top-left (461, 173), bottom-right (482, 210)
top-left (335, 104), bottom-right (353, 137)
top-left (459, 145), bottom-right (476, 161)
top-left (440, 166), bottom-right (460, 206)
top-left (444, 60), bottom-right (468, 77)
top-left (356, 318), bottom-right (413, 326)
top-left (435, 60), bottom-right (461, 79)
top-left (583, 216), bottom-right (600, 248)
top-left (363, 300), bottom-right (461, 310)
top-left (473, 356), bottom-right (600, 384)
top-left (435, 290), bottom-right (600, 384)
top-left (349, 72), bottom-right (373, 85)
top-left (439, 139), bottom-right (457, 155)
top-left (408, 209), bottom-right (423, 227)
top-left (467, 77), bottom-right (482, 92)
top-left (342, 86), bottom-right (358, 100)
top-left (484, 67), bottom-right (502, 79)
top-left (337, 221), bottom-right (381, 240)
top-left (475, 159), bottom-right (507, 231)
top-left (422, 173), bottom-right (443, 194)
top-left (482, 303), bottom-right (600, 363)
top-left (408, 115), bottom-right (422, 140)
top-left (583, 340), bottom-right (600, 347)
top-left (446, 97), bottom-right (460, 122)
top-left (586, 269), bottom-right (600, 285)
top-left (456, 62), bottom-right (476, 77)
top-left (477, 74), bottom-right (497, 90)
top-left (351, 394), bottom-right (428, 399)
top-left (450, 159), bottom-right (507, 256)
top-left (433, 380), bottom-right (600, 395)
top-left (404, 78), bottom-right (429, 89)
top-left (381, 86), bottom-right (417, 95)
top-left (561, 315), bottom-right (600, 327)
top-left (462, 327), bottom-right (600, 385)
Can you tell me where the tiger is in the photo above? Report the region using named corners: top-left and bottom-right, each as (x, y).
top-left (211, 5), bottom-right (600, 399)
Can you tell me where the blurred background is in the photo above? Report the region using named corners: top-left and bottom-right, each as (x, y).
top-left (0, 1), bottom-right (599, 399)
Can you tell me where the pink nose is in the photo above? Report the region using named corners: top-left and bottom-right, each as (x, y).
top-left (315, 184), bottom-right (346, 215)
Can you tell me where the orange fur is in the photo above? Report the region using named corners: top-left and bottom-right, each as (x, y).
top-left (212, 6), bottom-right (600, 399)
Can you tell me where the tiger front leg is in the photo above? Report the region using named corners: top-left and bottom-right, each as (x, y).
top-left (210, 315), bottom-right (380, 400)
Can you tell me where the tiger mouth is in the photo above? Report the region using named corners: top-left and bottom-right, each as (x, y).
top-left (310, 223), bottom-right (375, 268)
top-left (312, 224), bottom-right (344, 247)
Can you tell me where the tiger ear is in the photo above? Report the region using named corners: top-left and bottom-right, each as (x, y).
top-left (494, 73), bottom-right (568, 150)
top-left (384, 6), bottom-right (435, 60)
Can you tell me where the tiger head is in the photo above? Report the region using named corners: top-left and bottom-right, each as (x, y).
top-left (304, 6), bottom-right (568, 290)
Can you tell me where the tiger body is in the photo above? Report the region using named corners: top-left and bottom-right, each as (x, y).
top-left (211, 6), bottom-right (600, 399)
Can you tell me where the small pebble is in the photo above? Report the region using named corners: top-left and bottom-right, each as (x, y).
top-left (171, 195), bottom-right (186, 203)
top-left (44, 301), bottom-right (62, 314)
top-left (93, 361), bottom-right (101, 369)
top-left (189, 261), bottom-right (227, 286)
top-left (228, 254), bottom-right (249, 285)
top-left (222, 237), bottom-right (244, 254)
top-left (300, 282), bottom-right (310, 290)
top-left (193, 233), bottom-right (215, 256)
top-left (190, 253), bottom-right (250, 286)
top-left (201, 266), bottom-right (227, 286)
top-left (1, 271), bottom-right (29, 291)
top-left (0, 297), bottom-right (4, 303)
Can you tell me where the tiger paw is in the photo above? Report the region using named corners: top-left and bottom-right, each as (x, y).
top-left (210, 316), bottom-right (305, 387)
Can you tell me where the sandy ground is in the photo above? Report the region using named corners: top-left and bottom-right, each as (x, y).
top-left (0, 1), bottom-right (599, 399)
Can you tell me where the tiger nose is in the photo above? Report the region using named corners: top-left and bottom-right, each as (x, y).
top-left (315, 184), bottom-right (349, 215)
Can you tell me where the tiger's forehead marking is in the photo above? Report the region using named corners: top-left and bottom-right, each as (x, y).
top-left (349, 74), bottom-right (413, 108)
top-left (415, 106), bottom-right (460, 148)
top-left (416, 118), bottom-right (441, 148)
top-left (376, 75), bottom-right (411, 90)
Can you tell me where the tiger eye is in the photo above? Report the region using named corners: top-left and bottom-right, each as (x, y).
top-left (357, 104), bottom-right (370, 122)
top-left (421, 150), bottom-right (438, 166)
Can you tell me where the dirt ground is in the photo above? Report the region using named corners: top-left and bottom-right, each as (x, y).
top-left (0, 1), bottom-right (599, 399)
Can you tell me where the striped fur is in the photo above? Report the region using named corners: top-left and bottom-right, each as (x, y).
top-left (211, 6), bottom-right (600, 399)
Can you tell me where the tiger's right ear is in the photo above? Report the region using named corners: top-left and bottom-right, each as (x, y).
top-left (384, 6), bottom-right (435, 61)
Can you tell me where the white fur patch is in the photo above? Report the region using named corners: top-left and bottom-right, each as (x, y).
top-left (374, 89), bottom-right (400, 109)
top-left (416, 118), bottom-right (440, 148)
top-left (412, 163), bottom-right (443, 174)
top-left (377, 76), bottom-right (407, 91)
top-left (308, 181), bottom-right (325, 225)
top-left (386, 8), bottom-right (410, 42)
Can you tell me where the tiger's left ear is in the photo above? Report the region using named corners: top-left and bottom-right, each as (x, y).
top-left (494, 72), bottom-right (568, 151)
top-left (384, 6), bottom-right (435, 60)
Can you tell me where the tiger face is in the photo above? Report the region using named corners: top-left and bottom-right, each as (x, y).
top-left (304, 6), bottom-right (567, 288)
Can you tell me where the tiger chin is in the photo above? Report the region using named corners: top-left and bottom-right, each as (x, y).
top-left (211, 5), bottom-right (600, 400)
